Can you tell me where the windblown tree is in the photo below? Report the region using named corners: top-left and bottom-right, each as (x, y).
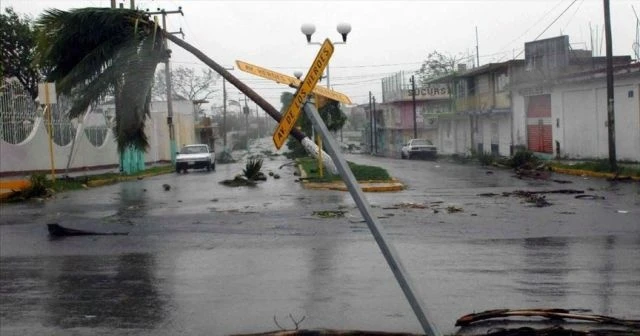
top-left (35, 8), bottom-right (165, 152)
top-left (34, 7), bottom-right (336, 173)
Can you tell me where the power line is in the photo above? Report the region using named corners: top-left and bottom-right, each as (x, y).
top-left (514, 0), bottom-right (579, 59)
top-left (493, 0), bottom-right (567, 58)
top-left (561, 0), bottom-right (584, 33)
top-left (533, 0), bottom-right (579, 41)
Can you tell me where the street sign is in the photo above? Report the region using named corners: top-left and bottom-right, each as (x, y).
top-left (37, 82), bottom-right (57, 105)
top-left (236, 60), bottom-right (351, 105)
top-left (272, 39), bottom-right (334, 149)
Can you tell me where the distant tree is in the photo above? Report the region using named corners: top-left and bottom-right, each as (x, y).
top-left (416, 50), bottom-right (465, 85)
top-left (1, 7), bottom-right (40, 99)
top-left (152, 65), bottom-right (219, 102)
top-left (282, 91), bottom-right (347, 157)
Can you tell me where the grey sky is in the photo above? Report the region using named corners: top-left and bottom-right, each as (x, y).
top-left (3, 0), bottom-right (638, 112)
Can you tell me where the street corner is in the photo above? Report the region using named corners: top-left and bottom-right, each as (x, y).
top-left (300, 178), bottom-right (405, 192)
top-left (297, 163), bottom-right (404, 192)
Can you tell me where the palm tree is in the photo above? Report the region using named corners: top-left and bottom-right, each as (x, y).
top-left (35, 7), bottom-right (335, 172)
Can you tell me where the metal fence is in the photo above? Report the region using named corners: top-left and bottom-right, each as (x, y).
top-left (48, 95), bottom-right (76, 146)
top-left (0, 80), bottom-right (38, 144)
top-left (84, 126), bottom-right (109, 147)
top-left (0, 80), bottom-right (84, 146)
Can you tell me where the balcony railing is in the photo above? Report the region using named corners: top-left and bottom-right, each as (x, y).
top-left (454, 92), bottom-right (510, 112)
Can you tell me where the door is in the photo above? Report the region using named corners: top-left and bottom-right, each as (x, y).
top-left (526, 94), bottom-right (553, 153)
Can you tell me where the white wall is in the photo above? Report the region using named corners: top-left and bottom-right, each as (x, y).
top-left (477, 114), bottom-right (512, 156)
top-left (553, 79), bottom-right (639, 160)
top-left (512, 93), bottom-right (527, 148)
top-left (512, 76), bottom-right (639, 161)
top-left (0, 117), bottom-right (119, 175)
top-left (1, 100), bottom-right (196, 175)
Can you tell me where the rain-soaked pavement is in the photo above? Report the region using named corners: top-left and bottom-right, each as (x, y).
top-left (1, 142), bottom-right (639, 335)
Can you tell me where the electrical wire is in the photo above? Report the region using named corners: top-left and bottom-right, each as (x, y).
top-left (513, 0), bottom-right (579, 59)
top-left (492, 0), bottom-right (567, 59)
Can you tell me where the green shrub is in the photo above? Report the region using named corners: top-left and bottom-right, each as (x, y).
top-left (474, 151), bottom-right (495, 166)
top-left (509, 149), bottom-right (538, 169)
top-left (243, 158), bottom-right (263, 180)
top-left (23, 174), bottom-right (52, 198)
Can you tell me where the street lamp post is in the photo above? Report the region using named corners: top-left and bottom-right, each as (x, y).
top-left (300, 22), bottom-right (351, 92)
top-left (300, 23), bottom-right (352, 142)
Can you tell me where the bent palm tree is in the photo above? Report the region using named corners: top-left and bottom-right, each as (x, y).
top-left (35, 7), bottom-right (337, 173)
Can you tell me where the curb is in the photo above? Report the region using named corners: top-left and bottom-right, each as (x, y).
top-left (297, 164), bottom-right (405, 192)
top-left (87, 169), bottom-right (174, 187)
top-left (550, 166), bottom-right (640, 181)
top-left (0, 180), bottom-right (31, 200)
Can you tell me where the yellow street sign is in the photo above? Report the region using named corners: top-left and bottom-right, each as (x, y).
top-left (236, 60), bottom-right (352, 105)
top-left (272, 39), bottom-right (334, 149)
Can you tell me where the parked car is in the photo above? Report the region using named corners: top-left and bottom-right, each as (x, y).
top-left (400, 139), bottom-right (437, 159)
top-left (175, 144), bottom-right (215, 173)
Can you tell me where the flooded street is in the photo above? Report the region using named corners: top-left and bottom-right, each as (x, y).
top-left (1, 151), bottom-right (639, 335)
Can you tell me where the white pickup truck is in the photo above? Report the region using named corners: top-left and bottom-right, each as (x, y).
top-left (175, 144), bottom-right (215, 173)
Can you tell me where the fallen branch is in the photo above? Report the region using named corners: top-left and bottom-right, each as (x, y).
top-left (456, 308), bottom-right (640, 327)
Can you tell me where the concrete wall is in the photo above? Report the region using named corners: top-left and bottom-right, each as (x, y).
top-left (554, 81), bottom-right (639, 160)
top-left (1, 100), bottom-right (196, 175)
top-left (513, 76), bottom-right (640, 160)
top-left (0, 117), bottom-right (119, 175)
top-left (476, 114), bottom-right (512, 156)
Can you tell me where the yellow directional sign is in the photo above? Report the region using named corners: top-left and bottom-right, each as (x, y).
top-left (235, 60), bottom-right (352, 105)
top-left (272, 39), bottom-right (334, 149)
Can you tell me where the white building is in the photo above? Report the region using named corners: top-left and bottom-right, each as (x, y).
top-left (512, 63), bottom-right (640, 161)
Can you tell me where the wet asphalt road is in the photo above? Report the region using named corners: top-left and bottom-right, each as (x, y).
top-left (1, 148), bottom-right (639, 335)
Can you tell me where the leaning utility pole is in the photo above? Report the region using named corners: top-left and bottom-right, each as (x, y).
top-left (148, 7), bottom-right (183, 164)
top-left (603, 0), bottom-right (617, 171)
top-left (411, 75), bottom-right (417, 138)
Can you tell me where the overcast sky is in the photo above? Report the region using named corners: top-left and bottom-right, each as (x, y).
top-left (3, 0), bottom-right (639, 112)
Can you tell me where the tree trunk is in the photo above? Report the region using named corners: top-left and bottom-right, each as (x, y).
top-left (164, 33), bottom-right (338, 174)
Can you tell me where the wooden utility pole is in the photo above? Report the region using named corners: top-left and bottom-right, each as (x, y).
top-left (221, 66), bottom-right (234, 149)
top-left (369, 91), bottom-right (373, 153)
top-left (148, 7), bottom-right (183, 163)
top-left (603, 0), bottom-right (617, 171)
top-left (372, 95), bottom-right (377, 154)
top-left (475, 26), bottom-right (480, 67)
top-left (411, 75), bottom-right (417, 138)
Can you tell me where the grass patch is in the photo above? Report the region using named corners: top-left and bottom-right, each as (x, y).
top-left (550, 160), bottom-right (640, 177)
top-left (297, 157), bottom-right (391, 182)
top-left (54, 165), bottom-right (174, 192)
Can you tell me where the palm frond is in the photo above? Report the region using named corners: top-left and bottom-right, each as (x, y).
top-left (35, 7), bottom-right (164, 151)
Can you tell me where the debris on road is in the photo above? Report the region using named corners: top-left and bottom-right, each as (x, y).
top-left (446, 205), bottom-right (463, 213)
top-left (47, 223), bottom-right (129, 237)
top-left (312, 210), bottom-right (347, 218)
top-left (455, 308), bottom-right (640, 327)
top-left (477, 192), bottom-right (501, 197)
top-left (575, 194), bottom-right (605, 200)
top-left (389, 202), bottom-right (429, 209)
top-left (162, 184), bottom-right (171, 191)
top-left (221, 175), bottom-right (257, 187)
top-left (552, 179), bottom-right (573, 184)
